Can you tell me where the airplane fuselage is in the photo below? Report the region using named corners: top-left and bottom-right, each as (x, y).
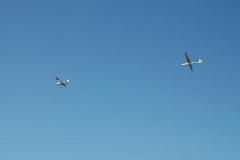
top-left (56, 82), bottom-right (67, 87)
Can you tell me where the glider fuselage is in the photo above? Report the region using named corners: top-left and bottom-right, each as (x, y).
top-left (182, 62), bottom-right (199, 66)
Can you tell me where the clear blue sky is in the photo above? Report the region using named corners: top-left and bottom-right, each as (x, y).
top-left (0, 0), bottom-right (239, 159)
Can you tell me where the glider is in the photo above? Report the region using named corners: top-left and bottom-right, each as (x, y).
top-left (182, 52), bottom-right (202, 71)
top-left (56, 77), bottom-right (69, 87)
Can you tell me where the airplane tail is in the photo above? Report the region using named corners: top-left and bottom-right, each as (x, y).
top-left (199, 58), bottom-right (202, 63)
top-left (65, 79), bottom-right (69, 84)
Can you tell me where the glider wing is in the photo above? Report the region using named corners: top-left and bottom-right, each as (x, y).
top-left (184, 52), bottom-right (191, 64)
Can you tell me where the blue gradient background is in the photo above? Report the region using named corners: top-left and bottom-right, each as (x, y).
top-left (0, 0), bottom-right (239, 159)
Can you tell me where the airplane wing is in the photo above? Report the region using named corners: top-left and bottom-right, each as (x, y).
top-left (184, 52), bottom-right (191, 64)
top-left (63, 83), bottom-right (66, 87)
top-left (189, 64), bottom-right (193, 71)
top-left (56, 77), bottom-right (60, 80)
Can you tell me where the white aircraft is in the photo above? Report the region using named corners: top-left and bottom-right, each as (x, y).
top-left (56, 77), bottom-right (69, 87)
top-left (182, 52), bottom-right (202, 71)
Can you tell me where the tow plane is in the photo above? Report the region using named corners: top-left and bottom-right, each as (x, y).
top-left (56, 77), bottom-right (69, 87)
top-left (182, 52), bottom-right (202, 71)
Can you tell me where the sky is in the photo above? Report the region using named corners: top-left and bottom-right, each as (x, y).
top-left (0, 0), bottom-right (239, 159)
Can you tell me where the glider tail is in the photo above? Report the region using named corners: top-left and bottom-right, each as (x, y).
top-left (199, 58), bottom-right (202, 63)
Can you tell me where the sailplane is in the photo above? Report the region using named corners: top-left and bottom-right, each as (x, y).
top-left (182, 52), bottom-right (202, 71)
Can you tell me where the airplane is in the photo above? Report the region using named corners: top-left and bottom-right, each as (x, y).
top-left (182, 52), bottom-right (202, 71)
top-left (56, 77), bottom-right (69, 87)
